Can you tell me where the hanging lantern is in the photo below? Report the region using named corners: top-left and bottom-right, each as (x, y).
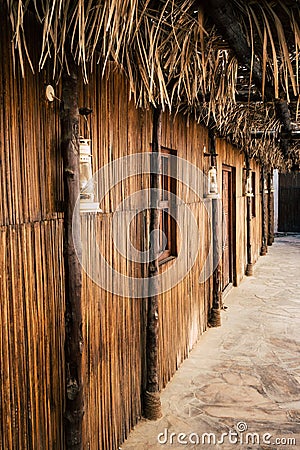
top-left (79, 138), bottom-right (101, 212)
top-left (207, 166), bottom-right (219, 199)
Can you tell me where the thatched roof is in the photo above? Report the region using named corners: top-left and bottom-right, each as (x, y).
top-left (6, 0), bottom-right (300, 169)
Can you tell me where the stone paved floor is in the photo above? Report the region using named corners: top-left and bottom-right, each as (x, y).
top-left (121, 235), bottom-right (300, 450)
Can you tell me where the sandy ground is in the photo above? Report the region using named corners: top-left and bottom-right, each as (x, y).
top-left (121, 235), bottom-right (300, 450)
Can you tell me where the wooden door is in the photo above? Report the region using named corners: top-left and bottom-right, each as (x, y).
top-left (278, 173), bottom-right (300, 232)
top-left (222, 166), bottom-right (233, 290)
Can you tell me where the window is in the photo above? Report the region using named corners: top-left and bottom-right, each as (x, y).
top-left (158, 147), bottom-right (177, 263)
top-left (251, 171), bottom-right (256, 217)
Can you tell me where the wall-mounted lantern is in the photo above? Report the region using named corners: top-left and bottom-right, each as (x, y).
top-left (79, 138), bottom-right (102, 213)
top-left (270, 176), bottom-right (275, 193)
top-left (204, 138), bottom-right (219, 199)
top-left (243, 166), bottom-right (254, 197)
top-left (245, 173), bottom-right (254, 197)
top-left (207, 166), bottom-right (219, 198)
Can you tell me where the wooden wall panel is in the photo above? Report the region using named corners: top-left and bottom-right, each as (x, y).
top-left (78, 73), bottom-right (215, 447)
top-left (0, 7), bottom-right (264, 448)
top-left (0, 10), bottom-right (65, 450)
top-left (0, 221), bottom-right (65, 450)
top-left (0, 11), bottom-right (63, 227)
top-left (77, 67), bottom-right (263, 448)
top-left (80, 215), bottom-right (145, 450)
top-left (79, 69), bottom-right (148, 449)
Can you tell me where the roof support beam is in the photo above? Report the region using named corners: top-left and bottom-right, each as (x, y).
top-left (61, 52), bottom-right (84, 450)
top-left (143, 105), bottom-right (163, 421)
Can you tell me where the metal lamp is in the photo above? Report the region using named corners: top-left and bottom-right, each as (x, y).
top-left (245, 174), bottom-right (254, 197)
top-left (207, 166), bottom-right (219, 198)
top-left (79, 138), bottom-right (101, 212)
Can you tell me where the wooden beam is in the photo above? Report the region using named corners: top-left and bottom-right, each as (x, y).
top-left (275, 98), bottom-right (292, 156)
top-left (143, 105), bottom-right (162, 420)
top-left (61, 55), bottom-right (84, 449)
top-left (275, 99), bottom-right (292, 134)
top-left (209, 133), bottom-right (222, 327)
top-left (201, 0), bottom-right (268, 94)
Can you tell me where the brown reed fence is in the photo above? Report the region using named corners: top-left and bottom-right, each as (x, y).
top-left (0, 9), bottom-right (65, 449)
top-left (0, 220), bottom-right (65, 449)
top-left (77, 67), bottom-right (214, 448)
top-left (0, 10), bottom-right (63, 227)
top-left (0, 6), bottom-right (262, 448)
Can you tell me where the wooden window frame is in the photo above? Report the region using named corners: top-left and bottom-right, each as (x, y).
top-left (158, 146), bottom-right (177, 263)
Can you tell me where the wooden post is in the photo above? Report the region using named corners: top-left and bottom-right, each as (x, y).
top-left (245, 156), bottom-right (253, 276)
top-left (209, 133), bottom-right (222, 327)
top-left (267, 171), bottom-right (274, 246)
top-left (211, 199), bottom-right (222, 326)
top-left (61, 55), bottom-right (84, 449)
top-left (260, 165), bottom-right (268, 255)
top-left (143, 105), bottom-right (162, 420)
top-left (246, 196), bottom-right (253, 275)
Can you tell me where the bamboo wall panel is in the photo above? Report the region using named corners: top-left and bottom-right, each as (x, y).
top-left (81, 215), bottom-right (145, 450)
top-left (0, 10), bottom-right (65, 449)
top-left (0, 7), bottom-right (64, 450)
top-left (0, 6), bottom-right (265, 448)
top-left (79, 71), bottom-right (215, 448)
top-left (77, 65), bottom-right (264, 448)
top-left (0, 11), bottom-right (63, 227)
top-left (158, 113), bottom-right (212, 385)
top-left (0, 220), bottom-right (65, 449)
top-left (79, 69), bottom-right (150, 449)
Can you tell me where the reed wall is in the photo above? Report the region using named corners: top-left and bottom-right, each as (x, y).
top-left (79, 66), bottom-right (262, 448)
top-left (0, 8), bottom-right (263, 449)
top-left (0, 10), bottom-right (65, 450)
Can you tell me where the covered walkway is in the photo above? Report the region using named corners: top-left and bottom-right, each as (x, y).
top-left (122, 235), bottom-right (300, 449)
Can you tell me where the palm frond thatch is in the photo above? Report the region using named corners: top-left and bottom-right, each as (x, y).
top-left (5, 0), bottom-right (300, 169)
